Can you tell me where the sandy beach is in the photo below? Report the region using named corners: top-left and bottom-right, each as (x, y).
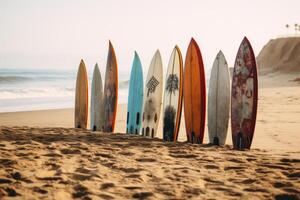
top-left (1, 0), bottom-right (300, 199)
top-left (0, 73), bottom-right (300, 199)
top-left (1, 73), bottom-right (300, 151)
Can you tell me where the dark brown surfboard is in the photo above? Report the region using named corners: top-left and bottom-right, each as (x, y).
top-left (183, 38), bottom-right (206, 143)
top-left (231, 37), bottom-right (258, 150)
top-left (103, 41), bottom-right (118, 132)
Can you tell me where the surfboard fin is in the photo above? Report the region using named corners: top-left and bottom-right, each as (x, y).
top-left (237, 132), bottom-right (244, 150)
top-left (213, 137), bottom-right (220, 145)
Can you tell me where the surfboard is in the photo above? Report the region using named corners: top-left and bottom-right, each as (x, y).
top-left (75, 59), bottom-right (88, 129)
top-left (208, 51), bottom-right (230, 146)
top-left (231, 37), bottom-right (258, 150)
top-left (163, 46), bottom-right (183, 142)
top-left (90, 63), bottom-right (104, 131)
top-left (103, 41), bottom-right (118, 132)
top-left (183, 38), bottom-right (206, 143)
top-left (126, 52), bottom-right (144, 135)
top-left (141, 50), bottom-right (163, 138)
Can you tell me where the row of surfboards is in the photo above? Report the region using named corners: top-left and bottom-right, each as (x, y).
top-left (75, 37), bottom-right (258, 150)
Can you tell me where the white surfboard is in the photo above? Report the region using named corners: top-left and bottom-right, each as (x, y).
top-left (162, 46), bottom-right (183, 142)
top-left (90, 63), bottom-right (104, 131)
top-left (208, 51), bottom-right (230, 145)
top-left (141, 50), bottom-right (163, 138)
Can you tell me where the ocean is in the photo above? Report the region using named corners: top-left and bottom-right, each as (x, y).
top-left (0, 67), bottom-right (211, 113)
top-left (0, 68), bottom-right (129, 113)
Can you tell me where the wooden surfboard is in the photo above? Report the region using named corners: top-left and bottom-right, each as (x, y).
top-left (75, 59), bottom-right (88, 129)
top-left (183, 38), bottom-right (206, 143)
top-left (103, 41), bottom-right (118, 132)
top-left (90, 63), bottom-right (104, 131)
top-left (231, 37), bottom-right (258, 150)
top-left (141, 50), bottom-right (163, 138)
top-left (126, 51), bottom-right (144, 135)
top-left (163, 46), bottom-right (183, 142)
top-left (208, 51), bottom-right (230, 146)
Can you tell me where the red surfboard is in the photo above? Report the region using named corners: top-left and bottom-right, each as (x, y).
top-left (183, 38), bottom-right (206, 143)
top-left (231, 37), bottom-right (258, 150)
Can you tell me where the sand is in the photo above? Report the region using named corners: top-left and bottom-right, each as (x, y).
top-left (0, 74), bottom-right (300, 199)
top-left (0, 126), bottom-right (299, 199)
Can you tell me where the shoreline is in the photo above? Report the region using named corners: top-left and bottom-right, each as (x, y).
top-left (1, 74), bottom-right (300, 152)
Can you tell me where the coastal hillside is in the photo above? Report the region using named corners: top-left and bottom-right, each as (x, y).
top-left (257, 37), bottom-right (300, 74)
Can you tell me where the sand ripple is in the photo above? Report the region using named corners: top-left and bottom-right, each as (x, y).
top-left (0, 126), bottom-right (299, 199)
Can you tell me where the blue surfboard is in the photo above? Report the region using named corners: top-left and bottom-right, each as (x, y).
top-left (126, 52), bottom-right (144, 134)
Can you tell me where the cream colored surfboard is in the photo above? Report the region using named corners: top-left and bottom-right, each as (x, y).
top-left (141, 50), bottom-right (163, 138)
top-left (162, 46), bottom-right (183, 142)
top-left (75, 59), bottom-right (88, 129)
top-left (208, 51), bottom-right (230, 145)
top-left (90, 63), bottom-right (104, 131)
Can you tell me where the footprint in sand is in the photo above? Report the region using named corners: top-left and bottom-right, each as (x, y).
top-left (182, 187), bottom-right (204, 196)
top-left (227, 158), bottom-right (246, 164)
top-left (32, 187), bottom-right (48, 194)
top-left (246, 158), bottom-right (257, 162)
top-left (132, 192), bottom-right (153, 199)
top-left (203, 177), bottom-right (224, 185)
top-left (275, 193), bottom-right (300, 200)
top-left (35, 170), bottom-right (62, 181)
top-left (243, 187), bottom-right (269, 193)
top-left (60, 148), bottom-right (81, 155)
top-left (273, 181), bottom-right (294, 188)
top-left (286, 171), bottom-right (300, 178)
top-left (124, 186), bottom-right (143, 190)
top-left (0, 159), bottom-right (17, 167)
top-left (259, 163), bottom-right (292, 170)
top-left (125, 174), bottom-right (141, 179)
top-left (72, 184), bottom-right (90, 198)
top-left (212, 186), bottom-right (242, 197)
top-left (72, 173), bottom-right (93, 181)
top-left (118, 167), bottom-right (143, 173)
top-left (99, 193), bottom-right (114, 200)
top-left (281, 187), bottom-right (300, 194)
top-left (2, 187), bottom-right (20, 197)
top-left (169, 153), bottom-right (198, 159)
top-left (119, 151), bottom-right (135, 156)
top-left (204, 164), bottom-right (220, 170)
top-left (280, 158), bottom-right (300, 163)
top-left (43, 152), bottom-right (63, 158)
top-left (135, 158), bottom-right (156, 162)
top-left (10, 172), bottom-right (22, 181)
top-left (240, 178), bottom-right (258, 184)
top-left (95, 153), bottom-right (114, 159)
top-left (75, 167), bottom-right (98, 174)
top-left (100, 182), bottom-right (115, 190)
top-left (37, 176), bottom-right (62, 181)
top-left (0, 178), bottom-right (12, 184)
top-left (224, 166), bottom-right (246, 171)
top-left (44, 162), bottom-right (61, 171)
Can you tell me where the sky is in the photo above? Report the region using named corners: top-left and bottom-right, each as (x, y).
top-left (0, 0), bottom-right (299, 74)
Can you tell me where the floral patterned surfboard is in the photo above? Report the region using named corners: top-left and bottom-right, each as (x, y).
top-left (231, 37), bottom-right (258, 150)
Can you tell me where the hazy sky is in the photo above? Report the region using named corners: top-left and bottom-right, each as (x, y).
top-left (0, 0), bottom-right (299, 74)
